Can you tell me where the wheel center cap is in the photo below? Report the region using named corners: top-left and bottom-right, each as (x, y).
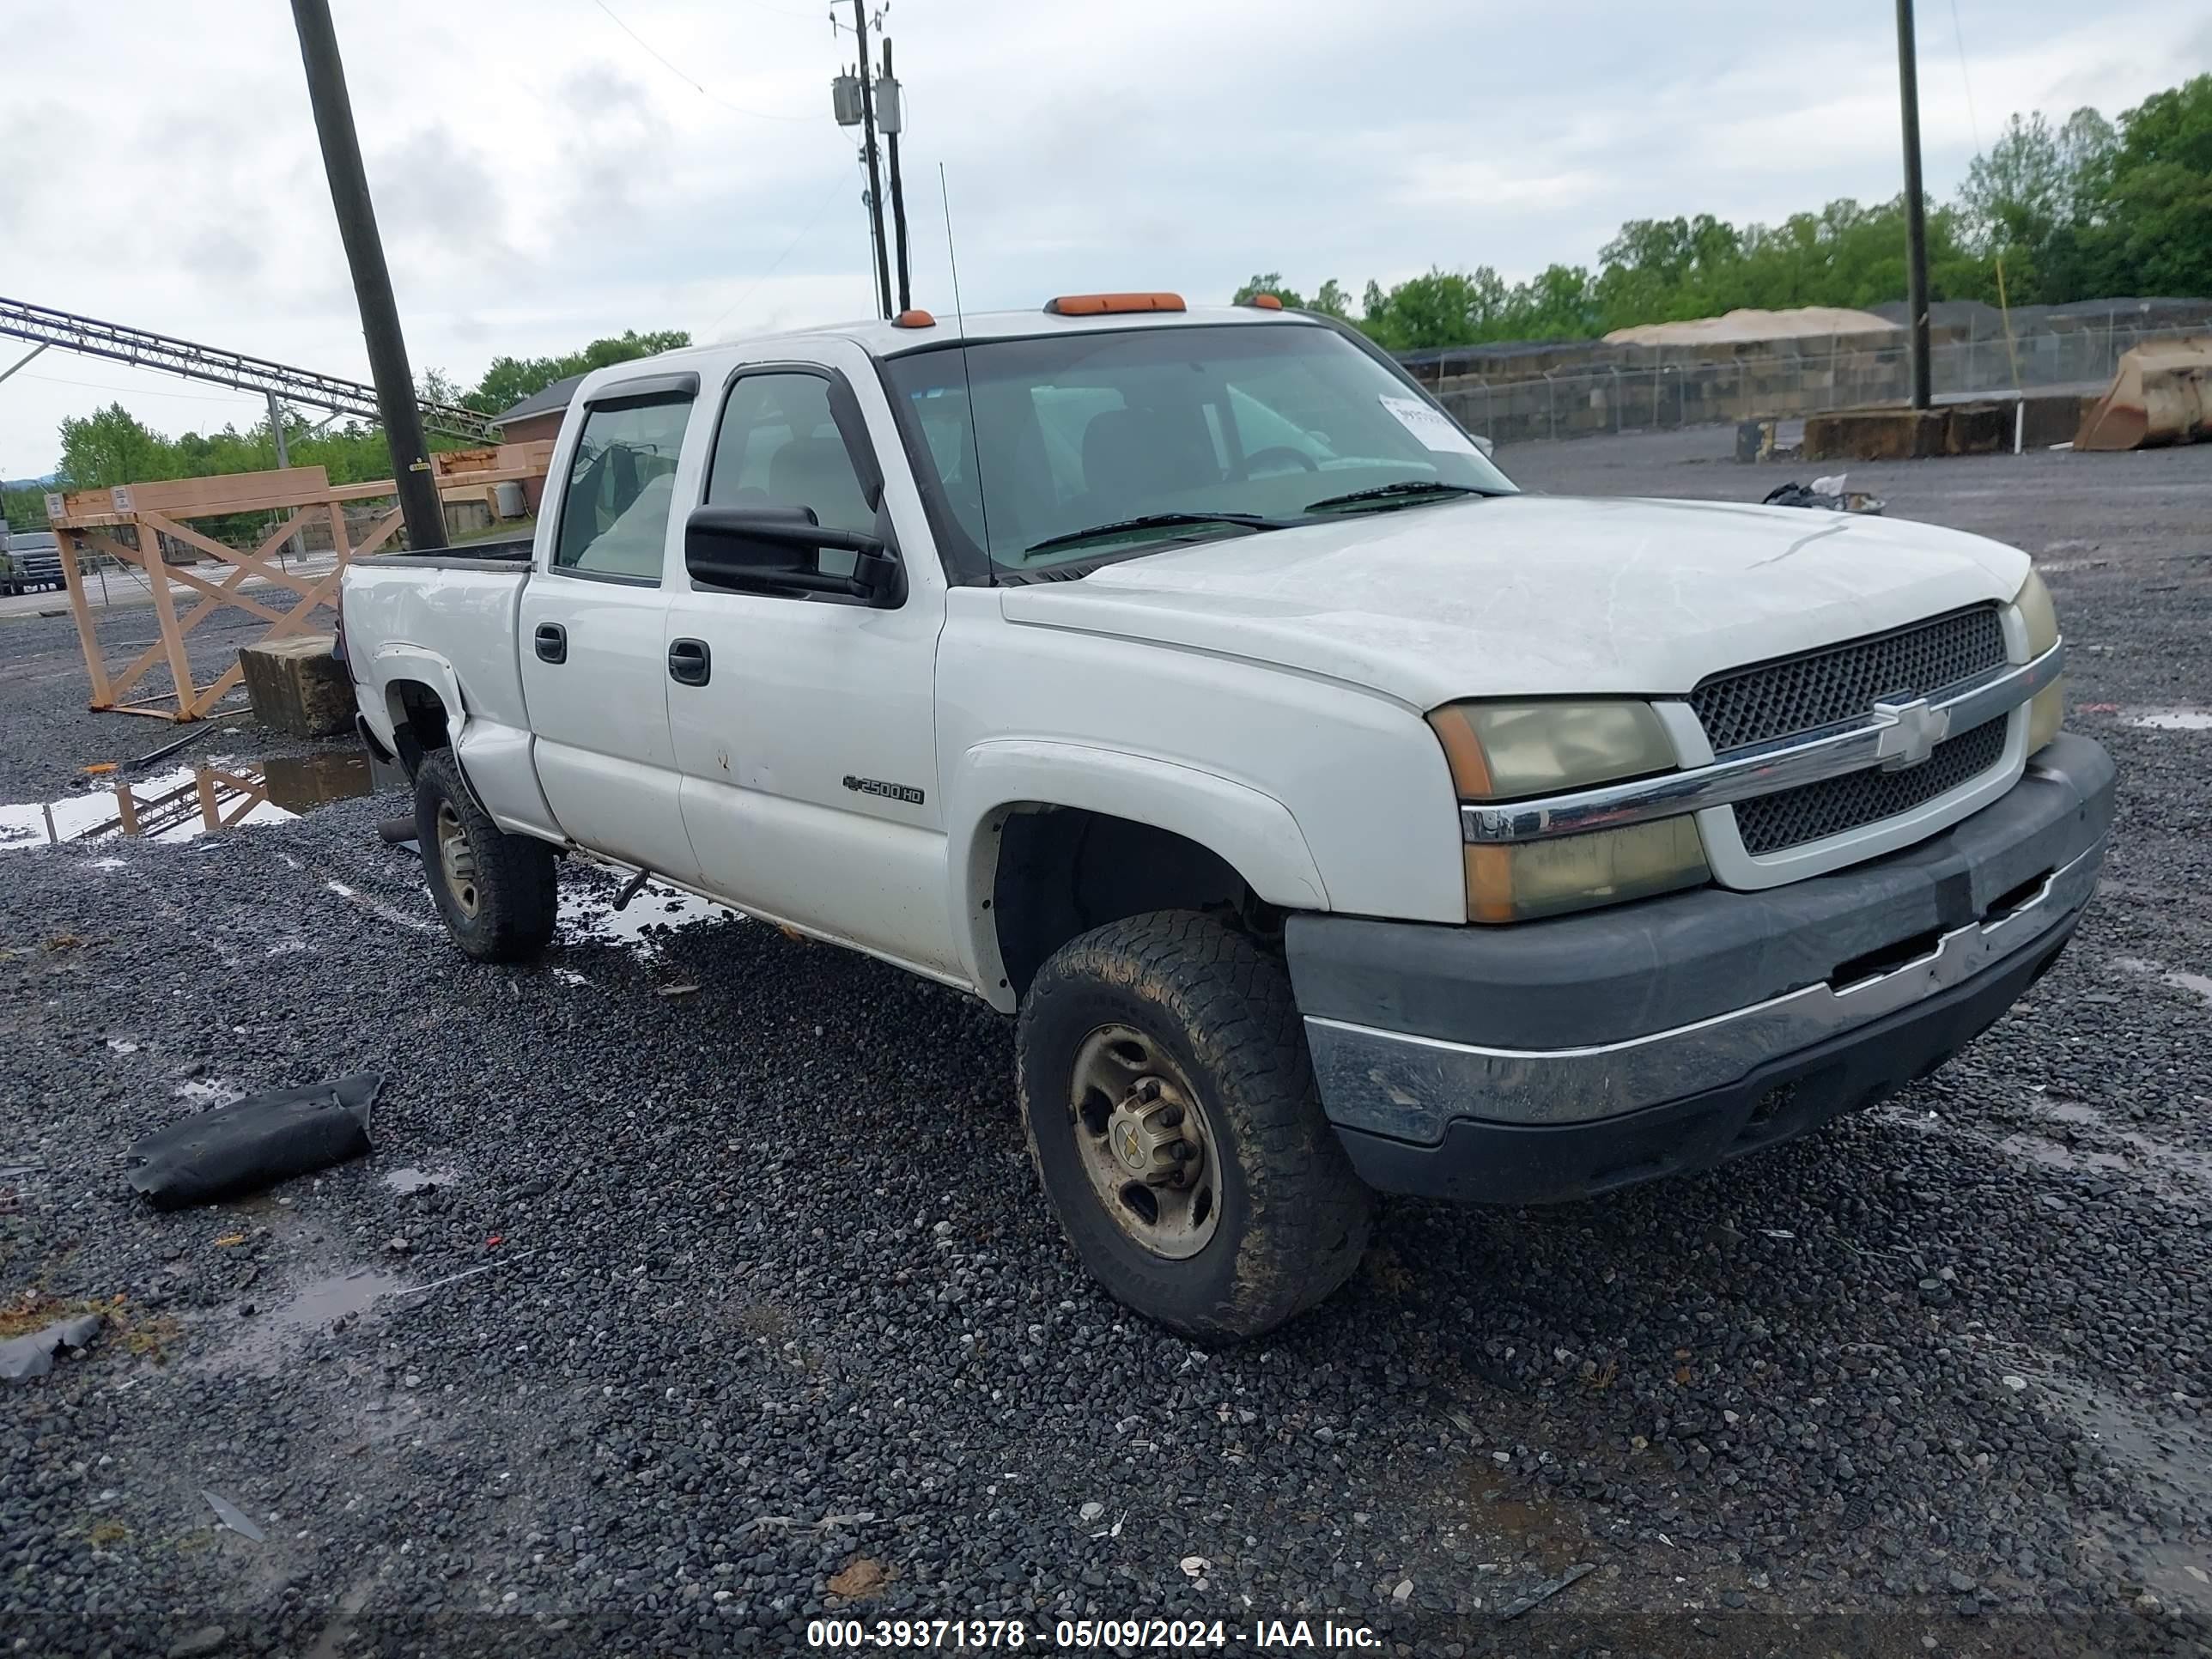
top-left (1104, 1085), bottom-right (1200, 1185)
top-left (1114, 1121), bottom-right (1146, 1171)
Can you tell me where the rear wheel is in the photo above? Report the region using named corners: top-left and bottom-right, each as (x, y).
top-left (413, 748), bottom-right (557, 962)
top-left (1015, 910), bottom-right (1375, 1340)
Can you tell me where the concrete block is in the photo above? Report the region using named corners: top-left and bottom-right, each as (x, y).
top-left (238, 633), bottom-right (352, 738)
top-left (1800, 404), bottom-right (2014, 463)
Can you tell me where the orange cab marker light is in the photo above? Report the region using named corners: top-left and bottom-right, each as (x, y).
top-left (893, 308), bottom-right (936, 328)
top-left (1043, 292), bottom-right (1187, 317)
top-left (1246, 293), bottom-right (1284, 310)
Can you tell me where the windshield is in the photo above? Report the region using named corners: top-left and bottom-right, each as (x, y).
top-left (878, 321), bottom-right (1516, 580)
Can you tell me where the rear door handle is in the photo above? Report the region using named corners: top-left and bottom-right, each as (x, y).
top-left (534, 622), bottom-right (567, 664)
top-left (667, 638), bottom-right (711, 686)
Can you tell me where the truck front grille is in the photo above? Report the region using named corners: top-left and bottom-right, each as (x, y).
top-left (1692, 605), bottom-right (2008, 754)
top-left (1734, 715), bottom-right (2008, 855)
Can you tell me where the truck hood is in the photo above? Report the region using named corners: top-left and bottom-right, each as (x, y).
top-left (997, 494), bottom-right (2032, 708)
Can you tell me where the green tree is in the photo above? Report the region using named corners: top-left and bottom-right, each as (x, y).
top-left (57, 404), bottom-right (177, 490)
top-left (1231, 273), bottom-right (1305, 308)
top-left (2086, 74), bottom-right (2212, 295)
top-left (1310, 279), bottom-right (1352, 319)
top-left (464, 328), bottom-right (692, 415)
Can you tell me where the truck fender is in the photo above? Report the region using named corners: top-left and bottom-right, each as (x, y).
top-left (371, 642), bottom-right (471, 752)
top-left (949, 738), bottom-right (1330, 1010)
top-left (370, 642), bottom-right (504, 819)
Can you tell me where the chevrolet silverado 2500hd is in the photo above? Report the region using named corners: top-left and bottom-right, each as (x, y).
top-left (342, 295), bottom-right (2111, 1339)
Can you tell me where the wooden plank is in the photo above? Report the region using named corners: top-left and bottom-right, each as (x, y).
top-left (183, 661), bottom-right (246, 719)
top-left (203, 764), bottom-right (261, 794)
top-left (113, 781), bottom-right (139, 838)
top-left (137, 509), bottom-right (319, 604)
top-left (80, 532), bottom-right (184, 703)
top-left (81, 532), bottom-right (175, 706)
top-left (53, 528), bottom-right (116, 708)
top-left (143, 530), bottom-right (198, 723)
top-left (155, 557), bottom-right (289, 627)
top-left (218, 787), bottom-right (265, 830)
top-left (327, 499), bottom-right (356, 562)
top-left (120, 466), bottom-right (333, 518)
top-left (193, 769), bottom-right (222, 832)
top-left (349, 508), bottom-right (404, 559)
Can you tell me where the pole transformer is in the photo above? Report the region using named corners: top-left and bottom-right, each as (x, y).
top-left (851, 0), bottom-right (894, 320)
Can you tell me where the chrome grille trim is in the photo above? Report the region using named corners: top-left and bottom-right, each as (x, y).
top-left (1735, 715), bottom-right (2008, 854)
top-left (1460, 640), bottom-right (2060, 846)
top-left (1692, 605), bottom-right (2008, 754)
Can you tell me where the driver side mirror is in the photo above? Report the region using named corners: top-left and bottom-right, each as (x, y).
top-left (684, 504), bottom-right (903, 607)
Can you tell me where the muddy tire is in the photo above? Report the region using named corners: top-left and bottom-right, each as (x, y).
top-left (414, 748), bottom-right (557, 963)
top-left (1015, 910), bottom-right (1375, 1341)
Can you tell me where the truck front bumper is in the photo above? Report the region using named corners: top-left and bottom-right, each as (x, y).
top-left (1285, 732), bottom-right (2114, 1205)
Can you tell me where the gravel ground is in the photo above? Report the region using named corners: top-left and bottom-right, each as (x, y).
top-left (1, 432), bottom-right (2207, 1658)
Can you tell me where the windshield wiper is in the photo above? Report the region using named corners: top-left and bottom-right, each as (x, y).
top-left (1024, 512), bottom-right (1292, 556)
top-left (1304, 480), bottom-right (1484, 514)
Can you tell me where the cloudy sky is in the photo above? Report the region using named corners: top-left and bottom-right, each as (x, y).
top-left (3, 0), bottom-right (2205, 476)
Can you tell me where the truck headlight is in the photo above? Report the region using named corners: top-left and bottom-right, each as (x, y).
top-left (2014, 568), bottom-right (2063, 755)
top-left (1426, 700), bottom-right (1708, 922)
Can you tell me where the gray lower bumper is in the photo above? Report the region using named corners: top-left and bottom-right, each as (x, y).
top-left (1287, 732), bottom-right (2113, 1142)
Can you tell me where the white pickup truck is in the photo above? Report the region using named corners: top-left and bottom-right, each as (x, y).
top-left (342, 294), bottom-right (2111, 1339)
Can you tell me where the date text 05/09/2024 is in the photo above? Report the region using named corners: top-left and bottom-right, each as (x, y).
top-left (805, 1617), bottom-right (1382, 1650)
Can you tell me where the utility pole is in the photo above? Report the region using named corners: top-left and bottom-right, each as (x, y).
top-left (851, 1), bottom-right (893, 320)
top-left (1894, 0), bottom-right (1932, 410)
top-left (289, 0), bottom-right (446, 550)
top-left (882, 39), bottom-right (911, 313)
top-left (266, 391), bottom-right (302, 571)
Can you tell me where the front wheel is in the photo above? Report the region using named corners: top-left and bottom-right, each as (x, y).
top-left (1015, 910), bottom-right (1375, 1340)
top-left (413, 748), bottom-right (557, 963)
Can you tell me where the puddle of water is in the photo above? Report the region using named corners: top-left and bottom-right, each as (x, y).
top-left (175, 1079), bottom-right (242, 1108)
top-left (106, 1037), bottom-right (141, 1055)
top-left (2111, 955), bottom-right (2212, 1011)
top-left (559, 878), bottom-right (736, 957)
top-left (1996, 1132), bottom-right (2132, 1173)
top-left (2118, 1130), bottom-right (2212, 1192)
top-left (2127, 708), bottom-right (2212, 732)
top-left (1997, 1362), bottom-right (2212, 1612)
top-left (382, 1165), bottom-right (459, 1195)
top-left (2166, 971), bottom-right (2212, 1009)
top-left (200, 1267), bottom-right (404, 1376)
top-left (0, 750), bottom-right (393, 853)
top-left (2032, 1097), bottom-right (2105, 1127)
top-left (259, 750), bottom-right (392, 811)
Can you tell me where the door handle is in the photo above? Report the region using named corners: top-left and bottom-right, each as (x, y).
top-left (534, 622), bottom-right (567, 664)
top-left (667, 637), bottom-right (711, 686)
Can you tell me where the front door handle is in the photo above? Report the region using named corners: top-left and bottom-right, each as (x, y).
top-left (667, 637), bottom-right (711, 686)
top-left (534, 622), bottom-right (567, 664)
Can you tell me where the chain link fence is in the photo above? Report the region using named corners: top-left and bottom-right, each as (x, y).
top-left (1431, 321), bottom-right (2203, 447)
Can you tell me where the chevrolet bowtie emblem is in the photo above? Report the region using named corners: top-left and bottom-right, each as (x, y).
top-left (1871, 696), bottom-right (1949, 769)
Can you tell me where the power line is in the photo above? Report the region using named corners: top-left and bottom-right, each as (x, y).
top-left (586, 0), bottom-right (817, 122)
top-left (702, 171), bottom-right (854, 337)
top-left (18, 371), bottom-right (263, 405)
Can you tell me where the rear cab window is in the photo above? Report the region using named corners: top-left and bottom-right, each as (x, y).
top-left (552, 383), bottom-right (698, 582)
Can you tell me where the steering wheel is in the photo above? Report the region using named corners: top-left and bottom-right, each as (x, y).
top-left (1242, 445), bottom-right (1319, 477)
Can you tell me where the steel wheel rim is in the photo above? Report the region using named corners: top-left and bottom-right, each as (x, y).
top-left (1069, 1024), bottom-right (1222, 1260)
top-left (435, 800), bottom-right (481, 919)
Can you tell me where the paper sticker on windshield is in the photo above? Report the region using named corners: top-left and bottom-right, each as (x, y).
top-left (1379, 395), bottom-right (1480, 456)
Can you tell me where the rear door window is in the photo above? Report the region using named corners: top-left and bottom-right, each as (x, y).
top-left (553, 394), bottom-right (695, 581)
